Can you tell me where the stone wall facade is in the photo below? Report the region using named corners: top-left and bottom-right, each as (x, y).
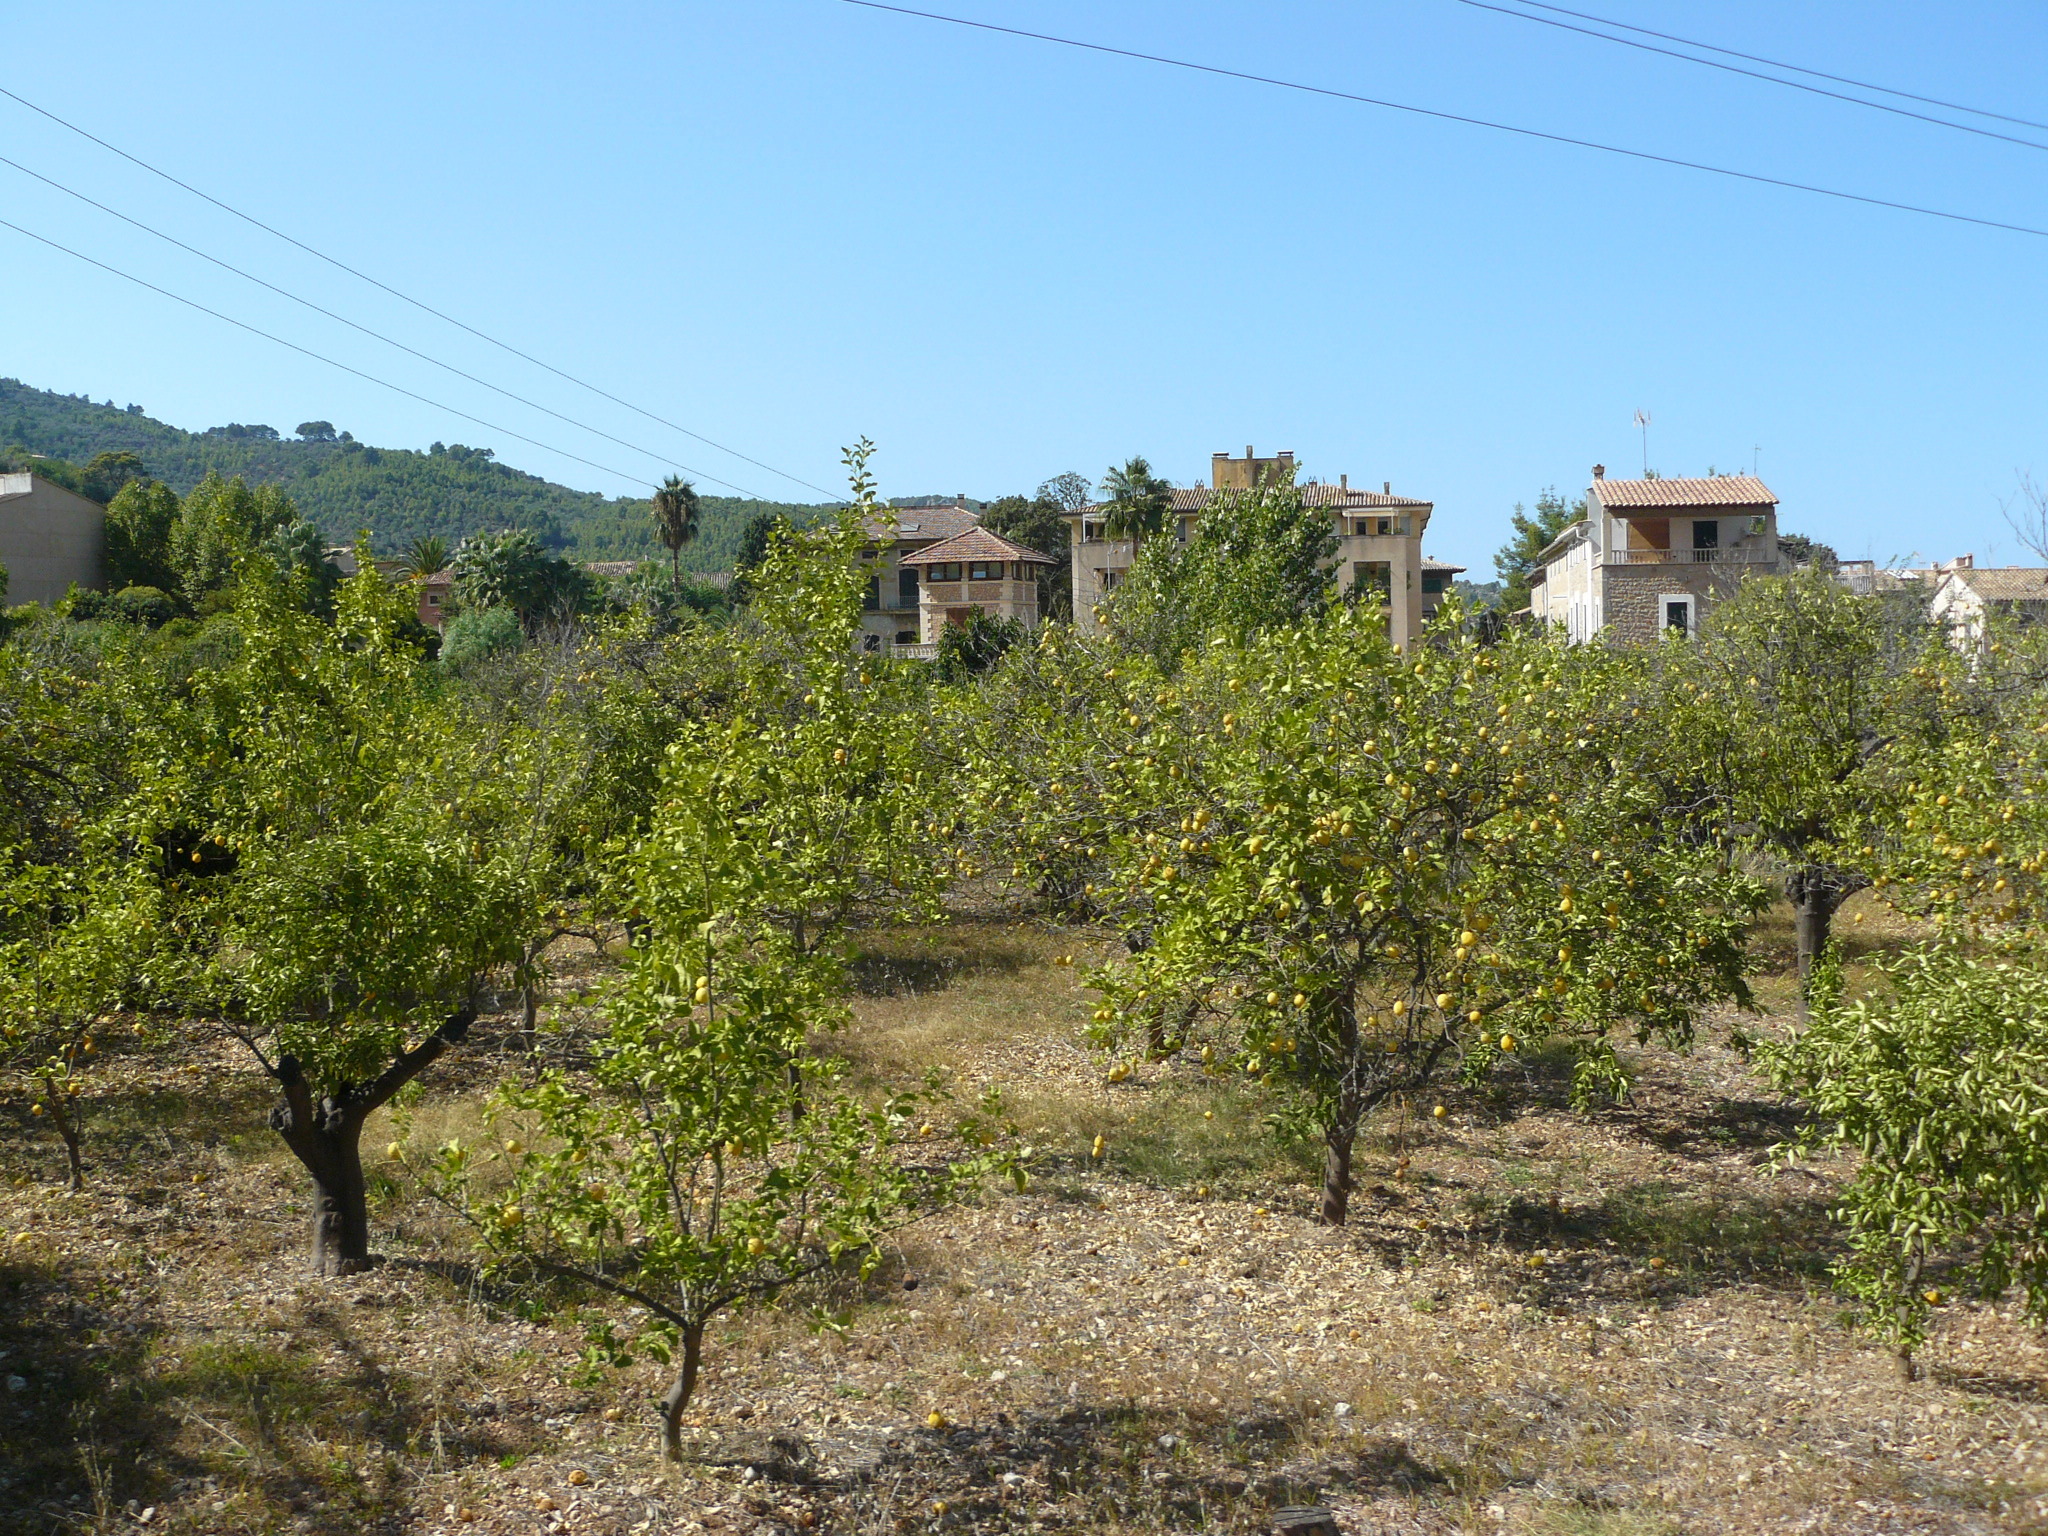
top-left (1600, 562), bottom-right (1751, 645)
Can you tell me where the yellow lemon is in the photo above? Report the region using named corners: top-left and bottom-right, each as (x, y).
top-left (1499, 1033), bottom-right (1518, 1052)
top-left (1432, 1105), bottom-right (1447, 1120)
top-left (928, 1411), bottom-right (949, 1430)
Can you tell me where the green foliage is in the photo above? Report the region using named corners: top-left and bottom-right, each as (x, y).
top-left (451, 529), bottom-right (591, 627)
top-left (103, 478), bottom-right (183, 594)
top-left (935, 608), bottom-right (1025, 683)
top-left (948, 610), bottom-right (1762, 1221)
top-left (650, 475), bottom-right (702, 587)
top-left (1100, 477), bottom-right (1337, 667)
top-left (728, 510), bottom-right (789, 604)
top-left (438, 606), bottom-right (525, 672)
top-left (1100, 456), bottom-right (1171, 542)
top-left (66, 586), bottom-right (179, 628)
top-left (420, 443), bottom-right (1004, 1448)
top-left (1493, 489), bottom-right (1583, 614)
top-left (169, 472), bottom-right (298, 608)
top-left (1760, 946), bottom-right (2048, 1358)
top-left (982, 473), bottom-right (1087, 622)
top-left (395, 535), bottom-right (450, 577)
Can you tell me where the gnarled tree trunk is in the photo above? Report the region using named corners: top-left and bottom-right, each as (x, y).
top-left (269, 1006), bottom-right (474, 1276)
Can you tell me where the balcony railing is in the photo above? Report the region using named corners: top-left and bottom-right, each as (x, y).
top-left (1608, 546), bottom-right (1776, 566)
top-left (893, 642), bottom-right (939, 661)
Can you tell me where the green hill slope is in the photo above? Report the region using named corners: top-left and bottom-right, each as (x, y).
top-left (0, 378), bottom-right (833, 573)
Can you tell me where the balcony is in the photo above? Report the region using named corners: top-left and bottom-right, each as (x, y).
top-left (1608, 546), bottom-right (1776, 566)
top-left (893, 642), bottom-right (939, 661)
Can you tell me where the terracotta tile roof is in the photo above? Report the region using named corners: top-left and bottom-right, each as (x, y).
top-left (1421, 558), bottom-right (1468, 573)
top-left (1950, 567), bottom-right (2048, 602)
top-left (864, 505), bottom-right (981, 544)
top-left (1589, 475), bottom-right (1776, 509)
top-left (898, 527), bottom-right (1056, 566)
top-left (417, 570), bottom-right (455, 588)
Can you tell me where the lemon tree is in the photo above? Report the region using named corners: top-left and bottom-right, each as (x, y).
top-left (1659, 571), bottom-right (1955, 997)
top-left (1761, 947), bottom-right (2048, 1377)
top-left (1074, 606), bottom-right (1762, 1224)
top-left (124, 553), bottom-right (531, 1274)
top-left (425, 452), bottom-right (1007, 1454)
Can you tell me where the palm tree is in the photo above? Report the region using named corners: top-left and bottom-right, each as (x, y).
top-left (396, 535), bottom-right (450, 578)
top-left (651, 475), bottom-right (702, 590)
top-left (1101, 456), bottom-right (1171, 542)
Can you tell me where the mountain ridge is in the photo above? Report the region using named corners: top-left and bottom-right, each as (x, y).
top-left (0, 377), bottom-right (838, 573)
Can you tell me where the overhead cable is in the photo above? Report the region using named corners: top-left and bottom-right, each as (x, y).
top-left (0, 151), bottom-right (759, 497)
top-left (1452, 0), bottom-right (2048, 154)
top-left (1499, 0), bottom-right (2048, 134)
top-left (838, 1), bottom-right (2048, 242)
top-left (0, 83), bottom-right (840, 499)
top-left (0, 214), bottom-right (712, 496)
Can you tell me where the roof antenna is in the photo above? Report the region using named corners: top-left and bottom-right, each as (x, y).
top-left (1633, 409), bottom-right (1652, 477)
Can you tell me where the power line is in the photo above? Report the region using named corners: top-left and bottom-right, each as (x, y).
top-left (838, 1), bottom-right (2048, 241)
top-left (1501, 0), bottom-right (2048, 134)
top-left (0, 150), bottom-right (759, 499)
top-left (0, 83), bottom-right (840, 500)
top-left (1451, 0), bottom-right (2048, 154)
top-left (0, 213), bottom-right (686, 496)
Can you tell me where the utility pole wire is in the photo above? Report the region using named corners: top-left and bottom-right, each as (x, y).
top-left (0, 214), bottom-right (679, 495)
top-left (1453, 0), bottom-right (2048, 154)
top-left (0, 83), bottom-right (840, 500)
top-left (0, 151), bottom-right (758, 498)
top-left (839, 1), bottom-right (2048, 241)
top-left (1500, 0), bottom-right (2048, 134)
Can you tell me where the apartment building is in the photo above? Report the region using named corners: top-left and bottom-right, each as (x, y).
top-left (1062, 447), bottom-right (1457, 648)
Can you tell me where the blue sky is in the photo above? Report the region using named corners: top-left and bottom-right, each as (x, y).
top-left (3, 1), bottom-right (2044, 573)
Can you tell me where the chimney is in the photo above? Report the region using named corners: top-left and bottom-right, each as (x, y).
top-left (1339, 473), bottom-right (1347, 489)
top-left (1383, 481), bottom-right (1390, 495)
top-left (1592, 463), bottom-right (1606, 480)
top-left (1246, 445), bottom-right (1255, 462)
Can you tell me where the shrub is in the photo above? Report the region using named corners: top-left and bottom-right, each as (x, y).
top-left (439, 605), bottom-right (524, 672)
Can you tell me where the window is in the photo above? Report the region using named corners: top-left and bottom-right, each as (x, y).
top-left (1102, 568), bottom-right (1122, 591)
top-left (969, 561), bottom-right (1000, 581)
top-left (1662, 594), bottom-right (1695, 638)
top-left (861, 633), bottom-right (880, 652)
top-left (863, 576), bottom-right (880, 612)
top-left (898, 566), bottom-right (918, 607)
top-left (928, 563), bottom-right (962, 583)
top-left (1421, 572), bottom-right (1446, 595)
top-left (895, 630), bottom-right (918, 645)
top-left (1081, 521), bottom-right (1103, 544)
top-left (1351, 561), bottom-right (1392, 605)
top-left (1691, 520), bottom-right (1720, 551)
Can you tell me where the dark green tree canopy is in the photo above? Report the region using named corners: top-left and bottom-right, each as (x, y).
top-left (1493, 489), bottom-right (1584, 614)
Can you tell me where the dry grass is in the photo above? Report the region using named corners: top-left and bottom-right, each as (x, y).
top-left (3, 907), bottom-right (2046, 1535)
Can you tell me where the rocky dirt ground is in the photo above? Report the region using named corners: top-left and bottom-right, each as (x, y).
top-left (3, 901), bottom-right (2046, 1536)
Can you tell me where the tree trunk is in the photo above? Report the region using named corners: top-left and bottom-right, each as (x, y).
top-left (660, 1322), bottom-right (706, 1461)
top-left (268, 1006), bottom-right (475, 1277)
top-left (1786, 863), bottom-right (1864, 1009)
top-left (42, 1074), bottom-right (83, 1192)
top-left (1318, 997), bottom-right (1367, 1227)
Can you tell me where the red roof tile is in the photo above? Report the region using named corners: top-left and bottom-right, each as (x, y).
top-left (898, 527), bottom-right (1056, 566)
top-left (1589, 475), bottom-right (1776, 509)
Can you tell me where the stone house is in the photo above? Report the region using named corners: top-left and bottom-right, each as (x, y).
top-left (1927, 560), bottom-right (2048, 650)
top-left (1062, 447), bottom-right (1454, 648)
top-left (1528, 467), bottom-right (1780, 643)
top-left (0, 471), bottom-right (106, 606)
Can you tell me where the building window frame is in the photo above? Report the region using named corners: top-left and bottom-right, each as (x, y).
top-left (1660, 592), bottom-right (1697, 639)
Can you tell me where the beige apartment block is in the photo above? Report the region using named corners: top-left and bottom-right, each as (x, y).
top-left (1529, 468), bottom-right (1780, 643)
top-left (0, 472), bottom-right (106, 606)
top-left (1063, 447), bottom-right (1456, 648)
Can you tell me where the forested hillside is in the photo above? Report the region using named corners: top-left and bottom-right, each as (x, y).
top-left (0, 378), bottom-right (832, 572)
